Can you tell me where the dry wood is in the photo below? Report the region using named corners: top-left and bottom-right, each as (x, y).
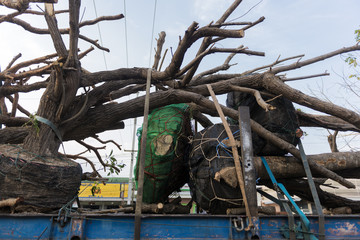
top-left (153, 32), bottom-right (166, 70)
top-left (214, 166), bottom-right (238, 188)
top-left (261, 73), bottom-right (360, 130)
top-left (207, 84), bottom-right (253, 228)
top-left (0, 197), bottom-right (23, 208)
top-left (227, 206), bottom-right (276, 215)
top-left (324, 206), bottom-right (352, 215)
top-left (211, 152), bottom-right (360, 182)
top-left (297, 111), bottom-right (360, 133)
top-left (327, 130), bottom-right (339, 153)
top-left (230, 85), bottom-right (275, 112)
top-left (80, 201), bottom-right (190, 215)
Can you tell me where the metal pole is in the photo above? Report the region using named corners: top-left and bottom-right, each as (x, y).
top-left (127, 114), bottom-right (138, 205)
top-left (238, 106), bottom-right (259, 235)
top-left (298, 140), bottom-right (325, 240)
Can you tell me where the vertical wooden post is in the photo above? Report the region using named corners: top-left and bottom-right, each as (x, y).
top-left (206, 84), bottom-right (253, 228)
top-left (134, 68), bottom-right (152, 240)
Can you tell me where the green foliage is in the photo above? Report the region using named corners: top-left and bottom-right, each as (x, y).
top-left (345, 28), bottom-right (360, 80)
top-left (22, 113), bottom-right (40, 135)
top-left (91, 181), bottom-right (101, 196)
top-left (105, 150), bottom-right (125, 176)
top-left (345, 55), bottom-right (357, 68)
top-left (355, 29), bottom-right (360, 42)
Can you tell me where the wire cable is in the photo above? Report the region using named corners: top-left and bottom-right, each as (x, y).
top-left (92, 0), bottom-right (108, 70)
top-left (123, 0), bottom-right (129, 68)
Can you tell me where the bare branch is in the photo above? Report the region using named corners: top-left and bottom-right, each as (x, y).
top-left (230, 85), bottom-right (275, 111)
top-left (4, 52), bottom-right (57, 74)
top-left (297, 111), bottom-right (360, 132)
top-left (110, 84), bottom-right (146, 100)
top-left (79, 34), bottom-right (110, 52)
top-left (241, 16), bottom-right (265, 31)
top-left (261, 73), bottom-right (360, 130)
top-left (271, 45), bottom-right (360, 74)
top-left (0, 14), bottom-right (116, 52)
top-left (23, 9), bottom-right (68, 15)
top-left (10, 93), bottom-right (19, 117)
top-left (210, 21), bottom-right (253, 27)
top-left (77, 140), bottom-right (122, 173)
top-left (64, 153), bottom-right (102, 178)
top-left (79, 14), bottom-right (124, 27)
top-left (78, 46), bottom-right (95, 59)
top-left (192, 52), bottom-right (237, 82)
top-left (5, 53), bottom-right (22, 70)
top-left (0, 11), bottom-right (22, 23)
top-left (0, 80), bottom-right (47, 98)
top-left (92, 135), bottom-right (122, 152)
top-left (179, 0), bottom-right (244, 87)
top-left (242, 54), bottom-right (304, 76)
top-left (152, 31), bottom-right (166, 70)
top-left (6, 95), bottom-right (31, 116)
top-left (327, 130), bottom-right (339, 153)
top-left (0, 63), bottom-right (54, 81)
top-left (282, 72), bottom-right (330, 82)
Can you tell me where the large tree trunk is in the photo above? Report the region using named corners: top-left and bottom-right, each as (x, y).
top-left (0, 144), bottom-right (82, 212)
top-left (254, 152), bottom-right (360, 180)
top-left (8, 1), bottom-right (83, 212)
top-left (22, 72), bottom-right (62, 156)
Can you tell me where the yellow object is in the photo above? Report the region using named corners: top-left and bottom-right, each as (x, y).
top-left (79, 182), bottom-right (128, 198)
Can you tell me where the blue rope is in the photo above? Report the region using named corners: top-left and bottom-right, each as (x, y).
top-left (216, 130), bottom-right (240, 158)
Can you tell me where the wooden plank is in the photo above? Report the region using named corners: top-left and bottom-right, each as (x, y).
top-left (206, 84), bottom-right (253, 229)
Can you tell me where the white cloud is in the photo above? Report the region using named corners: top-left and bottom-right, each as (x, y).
top-left (192, 0), bottom-right (233, 22)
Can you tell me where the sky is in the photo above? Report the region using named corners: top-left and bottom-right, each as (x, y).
top-left (0, 0), bottom-right (359, 178)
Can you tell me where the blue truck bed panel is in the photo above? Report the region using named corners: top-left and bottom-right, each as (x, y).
top-left (0, 214), bottom-right (359, 239)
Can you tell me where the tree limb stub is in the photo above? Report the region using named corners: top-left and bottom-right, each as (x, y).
top-left (297, 111), bottom-right (360, 133)
top-left (44, 3), bottom-right (67, 58)
top-left (230, 85), bottom-right (275, 112)
top-left (262, 73), bottom-right (360, 130)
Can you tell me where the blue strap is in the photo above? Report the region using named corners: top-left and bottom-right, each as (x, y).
top-left (34, 116), bottom-right (63, 142)
top-left (260, 156), bottom-right (277, 186)
top-left (260, 156), bottom-right (317, 240)
top-left (34, 116), bottom-right (66, 155)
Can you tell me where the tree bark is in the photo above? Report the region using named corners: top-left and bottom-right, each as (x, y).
top-left (254, 152), bottom-right (360, 180)
top-left (0, 144), bottom-right (82, 211)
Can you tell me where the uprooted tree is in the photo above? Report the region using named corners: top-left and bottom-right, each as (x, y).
top-left (0, 0), bottom-right (360, 213)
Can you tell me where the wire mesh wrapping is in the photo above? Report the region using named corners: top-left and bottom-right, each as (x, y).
top-left (227, 91), bottom-right (300, 155)
top-left (0, 144), bottom-right (82, 210)
top-left (135, 103), bottom-right (192, 203)
top-left (188, 124), bottom-right (263, 214)
top-left (189, 91), bottom-right (300, 214)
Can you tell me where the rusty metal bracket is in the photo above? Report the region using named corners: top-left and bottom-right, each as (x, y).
top-left (69, 217), bottom-right (85, 240)
top-left (298, 140), bottom-right (325, 240)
